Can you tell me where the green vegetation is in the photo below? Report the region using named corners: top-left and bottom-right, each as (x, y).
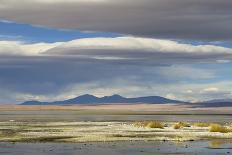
top-left (134, 121), bottom-right (164, 129)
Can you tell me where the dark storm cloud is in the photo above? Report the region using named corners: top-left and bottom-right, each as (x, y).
top-left (0, 51), bottom-right (228, 103)
top-left (0, 0), bottom-right (232, 40)
top-left (0, 56), bottom-right (156, 95)
top-left (0, 54), bottom-right (215, 99)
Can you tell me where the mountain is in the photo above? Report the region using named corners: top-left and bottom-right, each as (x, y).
top-left (21, 94), bottom-right (184, 105)
top-left (194, 99), bottom-right (232, 107)
top-left (204, 99), bottom-right (232, 103)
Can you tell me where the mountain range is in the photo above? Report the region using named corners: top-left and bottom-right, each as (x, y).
top-left (194, 99), bottom-right (232, 107)
top-left (21, 94), bottom-right (184, 105)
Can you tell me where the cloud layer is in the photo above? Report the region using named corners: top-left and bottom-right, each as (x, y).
top-left (1, 37), bottom-right (232, 65)
top-left (0, 37), bottom-right (232, 103)
top-left (1, 0), bottom-right (232, 103)
top-left (0, 0), bottom-right (232, 40)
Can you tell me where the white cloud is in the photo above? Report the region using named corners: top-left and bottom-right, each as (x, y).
top-left (0, 41), bottom-right (23, 55)
top-left (21, 42), bottom-right (63, 55)
top-left (0, 41), bottom-right (62, 56)
top-left (168, 82), bottom-right (232, 102)
top-left (47, 37), bottom-right (232, 55)
top-left (165, 93), bottom-right (177, 100)
top-left (1, 37), bottom-right (232, 65)
top-left (202, 87), bottom-right (219, 93)
top-left (186, 90), bottom-right (193, 94)
top-left (216, 59), bottom-right (231, 63)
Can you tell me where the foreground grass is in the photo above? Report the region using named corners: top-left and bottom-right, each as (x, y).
top-left (194, 122), bottom-right (210, 127)
top-left (173, 122), bottom-right (191, 129)
top-left (209, 124), bottom-right (232, 133)
top-left (133, 121), bottom-right (164, 129)
top-left (1, 121), bottom-right (232, 142)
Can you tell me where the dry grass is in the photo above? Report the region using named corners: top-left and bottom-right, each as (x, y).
top-left (209, 124), bottom-right (232, 133)
top-left (194, 122), bottom-right (210, 127)
top-left (133, 121), bottom-right (164, 129)
top-left (173, 122), bottom-right (190, 129)
top-left (173, 123), bottom-right (182, 129)
top-left (1, 121), bottom-right (232, 143)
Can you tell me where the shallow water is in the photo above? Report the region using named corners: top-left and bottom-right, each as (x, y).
top-left (0, 110), bottom-right (231, 123)
top-left (0, 110), bottom-right (232, 154)
top-left (0, 140), bottom-right (231, 155)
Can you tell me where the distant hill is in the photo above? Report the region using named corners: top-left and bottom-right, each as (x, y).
top-left (194, 99), bottom-right (232, 107)
top-left (21, 94), bottom-right (184, 105)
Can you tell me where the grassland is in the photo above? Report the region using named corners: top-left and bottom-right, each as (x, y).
top-left (0, 121), bottom-right (232, 143)
top-left (0, 105), bottom-right (231, 143)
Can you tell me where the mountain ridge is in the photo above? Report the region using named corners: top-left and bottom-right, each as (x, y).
top-left (21, 94), bottom-right (185, 105)
top-left (194, 99), bottom-right (232, 107)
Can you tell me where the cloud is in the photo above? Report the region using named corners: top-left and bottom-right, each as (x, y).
top-left (7, 78), bottom-right (232, 103)
top-left (0, 0), bottom-right (232, 40)
top-left (149, 82), bottom-right (232, 102)
top-left (0, 40), bottom-right (62, 56)
top-left (0, 53), bottom-right (220, 103)
top-left (46, 37), bottom-right (232, 54)
top-left (216, 60), bottom-right (231, 63)
top-left (198, 87), bottom-right (231, 99)
top-left (1, 1), bottom-right (232, 103)
top-left (0, 37), bottom-right (232, 103)
top-left (202, 87), bottom-right (219, 93)
top-left (1, 37), bottom-right (232, 65)
top-left (156, 66), bottom-right (215, 80)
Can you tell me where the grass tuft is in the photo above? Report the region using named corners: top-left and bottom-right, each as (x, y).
top-left (133, 121), bottom-right (164, 129)
top-left (173, 122), bottom-right (190, 129)
top-left (209, 124), bottom-right (232, 133)
top-left (194, 122), bottom-right (210, 127)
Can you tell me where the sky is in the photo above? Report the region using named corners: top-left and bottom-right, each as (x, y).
top-left (0, 0), bottom-right (232, 103)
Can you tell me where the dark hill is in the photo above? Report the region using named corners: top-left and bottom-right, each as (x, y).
top-left (21, 94), bottom-right (184, 105)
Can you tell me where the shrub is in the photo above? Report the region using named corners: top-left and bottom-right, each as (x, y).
top-left (146, 121), bottom-right (164, 129)
top-left (173, 123), bottom-right (181, 129)
top-left (209, 124), bottom-right (232, 133)
top-left (133, 121), bottom-right (164, 129)
top-left (194, 122), bottom-right (210, 127)
top-left (133, 122), bottom-right (146, 128)
top-left (173, 122), bottom-right (190, 129)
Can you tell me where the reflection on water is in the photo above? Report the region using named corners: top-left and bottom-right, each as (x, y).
top-left (0, 110), bottom-right (231, 154)
top-left (0, 141), bottom-right (231, 155)
top-left (209, 140), bottom-right (232, 149)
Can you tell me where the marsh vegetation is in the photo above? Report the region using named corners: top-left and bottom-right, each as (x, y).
top-left (173, 122), bottom-right (191, 129)
top-left (0, 120), bottom-right (232, 143)
top-left (209, 124), bottom-right (232, 133)
top-left (133, 121), bottom-right (164, 129)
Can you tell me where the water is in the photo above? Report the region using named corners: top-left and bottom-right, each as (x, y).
top-left (0, 140), bottom-right (231, 155)
top-left (0, 110), bottom-right (231, 123)
top-left (0, 110), bottom-right (232, 154)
